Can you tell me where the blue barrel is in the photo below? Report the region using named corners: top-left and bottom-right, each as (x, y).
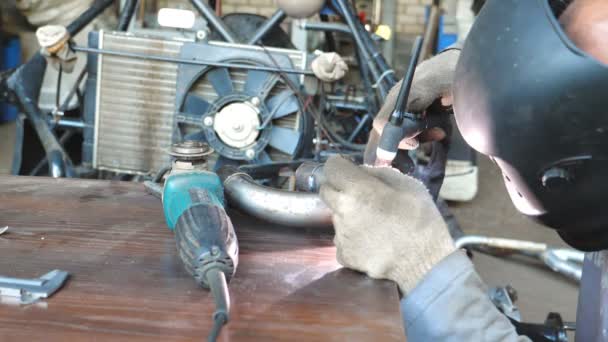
top-left (436, 15), bottom-right (458, 52)
top-left (0, 37), bottom-right (21, 123)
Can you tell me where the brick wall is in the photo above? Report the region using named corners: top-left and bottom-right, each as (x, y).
top-left (158, 0), bottom-right (436, 71)
top-left (396, 0), bottom-right (432, 35)
top-left (221, 0), bottom-right (276, 17)
top-left (158, 0), bottom-right (276, 17)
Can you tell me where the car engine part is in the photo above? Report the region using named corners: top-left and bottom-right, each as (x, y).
top-left (84, 30), bottom-right (311, 175)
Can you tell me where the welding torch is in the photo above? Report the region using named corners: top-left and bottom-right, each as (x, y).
top-left (374, 36), bottom-right (428, 168)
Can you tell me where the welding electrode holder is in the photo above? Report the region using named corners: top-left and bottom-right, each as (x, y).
top-left (375, 36), bottom-right (425, 168)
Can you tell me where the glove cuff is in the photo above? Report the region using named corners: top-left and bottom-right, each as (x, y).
top-left (390, 223), bottom-right (456, 294)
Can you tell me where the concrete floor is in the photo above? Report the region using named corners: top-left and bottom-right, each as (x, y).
top-left (0, 121), bottom-right (579, 326)
top-left (451, 155), bottom-right (579, 324)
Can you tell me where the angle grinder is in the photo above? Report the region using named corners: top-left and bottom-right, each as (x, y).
top-left (161, 141), bottom-right (238, 342)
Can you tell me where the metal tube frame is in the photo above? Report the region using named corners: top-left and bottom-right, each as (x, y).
top-left (117, 0), bottom-right (139, 31)
top-left (72, 45), bottom-right (316, 75)
top-left (247, 9), bottom-right (287, 45)
top-left (332, 0), bottom-right (388, 98)
top-left (189, 0), bottom-right (237, 43)
top-left (12, 0), bottom-right (398, 178)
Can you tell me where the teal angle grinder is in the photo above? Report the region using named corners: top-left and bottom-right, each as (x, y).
top-left (161, 141), bottom-right (238, 341)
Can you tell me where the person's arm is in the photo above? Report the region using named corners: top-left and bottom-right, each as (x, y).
top-left (402, 251), bottom-right (531, 341)
top-left (320, 156), bottom-right (530, 341)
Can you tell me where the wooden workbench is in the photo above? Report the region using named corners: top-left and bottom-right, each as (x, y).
top-left (0, 176), bottom-right (404, 341)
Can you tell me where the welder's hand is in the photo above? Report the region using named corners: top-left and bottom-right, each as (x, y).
top-left (320, 156), bottom-right (456, 293)
top-left (365, 49), bottom-right (460, 162)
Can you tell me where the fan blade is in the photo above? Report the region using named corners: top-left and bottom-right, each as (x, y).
top-left (183, 94), bottom-right (211, 115)
top-left (207, 68), bottom-right (233, 97)
top-left (213, 155), bottom-right (240, 172)
top-left (268, 127), bottom-right (302, 155)
top-left (177, 112), bottom-right (204, 126)
top-left (254, 150), bottom-right (273, 164)
top-left (244, 70), bottom-right (279, 98)
top-left (266, 91), bottom-right (299, 119)
top-left (184, 131), bottom-right (206, 141)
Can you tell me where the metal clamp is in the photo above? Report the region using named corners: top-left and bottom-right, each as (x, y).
top-left (0, 270), bottom-right (69, 304)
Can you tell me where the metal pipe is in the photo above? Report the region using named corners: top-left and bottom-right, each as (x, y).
top-left (190, 0), bottom-right (237, 43)
top-left (541, 249), bottom-right (583, 282)
top-left (11, 115), bottom-right (24, 175)
top-left (29, 129), bottom-right (75, 176)
top-left (333, 0), bottom-right (387, 98)
top-left (72, 45), bottom-right (316, 76)
top-left (67, 0), bottom-right (115, 37)
top-left (300, 22), bottom-right (353, 35)
top-left (330, 100), bottom-right (369, 112)
top-left (7, 54), bottom-right (73, 178)
top-left (354, 15), bottom-right (397, 88)
top-left (247, 9), bottom-right (287, 45)
top-left (347, 113), bottom-right (372, 143)
top-left (52, 118), bottom-right (85, 129)
top-left (454, 235), bottom-right (548, 252)
top-left (295, 162), bottom-right (325, 193)
top-left (117, 0), bottom-right (139, 31)
top-left (6, 0), bottom-right (110, 178)
top-left (219, 167), bottom-right (332, 228)
top-left (420, 3), bottom-right (441, 62)
top-left (455, 235), bottom-right (584, 282)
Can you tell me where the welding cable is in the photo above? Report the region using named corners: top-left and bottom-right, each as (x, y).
top-left (257, 44), bottom-right (371, 159)
top-left (256, 43), bottom-right (349, 157)
top-left (318, 83), bottom-right (367, 151)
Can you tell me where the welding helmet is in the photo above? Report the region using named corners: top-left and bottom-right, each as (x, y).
top-left (453, 0), bottom-right (608, 251)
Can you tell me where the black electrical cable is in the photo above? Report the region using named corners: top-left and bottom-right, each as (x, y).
top-left (208, 314), bottom-right (227, 342)
top-left (255, 43), bottom-right (348, 156)
top-left (55, 65), bottom-right (63, 113)
top-left (319, 83), bottom-right (367, 151)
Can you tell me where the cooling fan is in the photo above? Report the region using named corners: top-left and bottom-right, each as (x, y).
top-left (175, 42), bottom-right (312, 169)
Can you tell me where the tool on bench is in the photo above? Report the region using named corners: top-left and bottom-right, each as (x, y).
top-left (456, 235), bottom-right (584, 282)
top-left (0, 269), bottom-right (69, 304)
top-left (375, 35), bottom-right (447, 169)
top-left (160, 141), bottom-right (239, 342)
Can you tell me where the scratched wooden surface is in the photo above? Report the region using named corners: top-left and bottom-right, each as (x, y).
top-left (0, 176), bottom-right (404, 341)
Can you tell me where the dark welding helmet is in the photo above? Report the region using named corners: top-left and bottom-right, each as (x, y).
top-left (453, 0), bottom-right (608, 251)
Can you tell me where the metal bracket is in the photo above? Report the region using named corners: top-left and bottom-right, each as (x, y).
top-left (489, 286), bottom-right (521, 321)
top-left (0, 270), bottom-right (69, 305)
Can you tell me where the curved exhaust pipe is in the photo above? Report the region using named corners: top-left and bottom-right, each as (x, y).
top-left (219, 166), bottom-right (332, 228)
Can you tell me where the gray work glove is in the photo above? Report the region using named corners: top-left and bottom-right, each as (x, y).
top-left (311, 52), bottom-right (349, 82)
top-left (365, 49), bottom-right (461, 162)
top-left (320, 156), bottom-right (456, 293)
top-left (36, 25), bottom-right (77, 72)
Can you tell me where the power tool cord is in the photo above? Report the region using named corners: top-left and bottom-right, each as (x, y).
top-left (208, 313), bottom-right (228, 342)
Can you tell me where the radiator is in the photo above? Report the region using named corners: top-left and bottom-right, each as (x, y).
top-left (85, 30), bottom-right (306, 175)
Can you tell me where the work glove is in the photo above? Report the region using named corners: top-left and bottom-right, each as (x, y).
top-left (311, 52), bottom-right (349, 82)
top-left (36, 25), bottom-right (77, 72)
top-left (320, 156), bottom-right (456, 294)
top-left (365, 49), bottom-right (460, 162)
